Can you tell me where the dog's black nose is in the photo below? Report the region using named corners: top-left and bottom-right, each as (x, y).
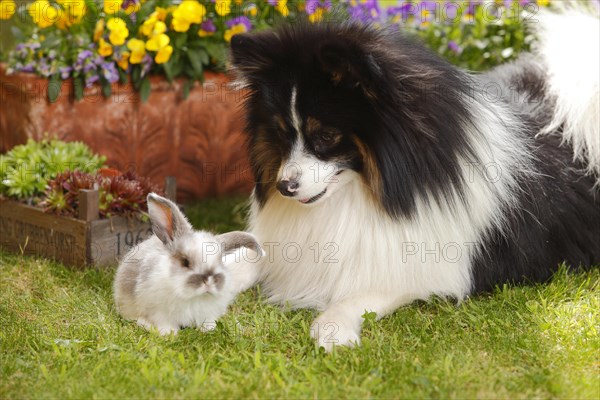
top-left (276, 179), bottom-right (299, 197)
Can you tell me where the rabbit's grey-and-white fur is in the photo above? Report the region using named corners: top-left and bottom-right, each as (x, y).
top-left (113, 193), bottom-right (262, 335)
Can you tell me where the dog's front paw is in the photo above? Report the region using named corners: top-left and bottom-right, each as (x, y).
top-left (157, 325), bottom-right (179, 336)
top-left (310, 313), bottom-right (360, 352)
top-left (197, 321), bottom-right (217, 332)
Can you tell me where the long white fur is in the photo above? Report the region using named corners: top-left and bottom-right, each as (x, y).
top-left (114, 233), bottom-right (233, 335)
top-left (227, 90), bottom-right (531, 350)
top-left (535, 9), bottom-right (600, 183)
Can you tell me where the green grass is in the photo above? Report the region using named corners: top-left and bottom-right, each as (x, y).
top-left (1, 197), bottom-right (599, 399)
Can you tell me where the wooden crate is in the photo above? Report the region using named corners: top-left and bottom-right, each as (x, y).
top-left (0, 177), bottom-right (176, 267)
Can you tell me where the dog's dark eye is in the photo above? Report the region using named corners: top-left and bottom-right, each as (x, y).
top-left (181, 257), bottom-right (191, 268)
top-left (319, 132), bottom-right (335, 143)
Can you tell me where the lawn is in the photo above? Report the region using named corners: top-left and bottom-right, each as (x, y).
top-left (1, 196), bottom-right (598, 399)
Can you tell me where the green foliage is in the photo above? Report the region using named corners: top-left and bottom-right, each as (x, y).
top-left (0, 139), bottom-right (105, 200)
top-left (408, 1), bottom-right (540, 71)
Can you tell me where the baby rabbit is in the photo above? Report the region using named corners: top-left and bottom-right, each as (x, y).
top-left (113, 193), bottom-right (263, 335)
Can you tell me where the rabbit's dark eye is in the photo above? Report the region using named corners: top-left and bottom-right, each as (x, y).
top-left (181, 257), bottom-right (191, 268)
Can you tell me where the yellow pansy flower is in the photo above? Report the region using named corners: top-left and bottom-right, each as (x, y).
top-left (244, 4), bottom-right (257, 17)
top-left (127, 38), bottom-right (146, 64)
top-left (155, 7), bottom-right (168, 21)
top-left (94, 19), bottom-right (105, 42)
top-left (109, 29), bottom-right (128, 45)
top-left (538, 0), bottom-right (549, 6)
top-left (145, 33), bottom-right (169, 51)
top-left (153, 21), bottom-right (167, 35)
top-left (98, 38), bottom-right (113, 57)
top-left (104, 0), bottom-right (123, 14)
top-left (141, 12), bottom-right (158, 36)
top-left (276, 0), bottom-right (289, 17)
top-left (107, 17), bottom-right (129, 46)
top-left (58, 0), bottom-right (85, 17)
top-left (28, 0), bottom-right (58, 28)
top-left (172, 1), bottom-right (205, 32)
top-left (107, 16), bottom-right (127, 31)
top-left (55, 0), bottom-right (85, 27)
top-left (55, 10), bottom-right (70, 29)
top-left (223, 24), bottom-right (246, 43)
top-left (309, 7), bottom-right (325, 23)
top-left (124, 1), bottom-right (140, 14)
top-left (117, 51), bottom-right (130, 70)
top-left (215, 0), bottom-right (231, 16)
top-left (155, 45), bottom-right (173, 64)
top-left (0, 0), bottom-right (16, 20)
top-left (106, 18), bottom-right (127, 31)
top-left (142, 15), bottom-right (167, 37)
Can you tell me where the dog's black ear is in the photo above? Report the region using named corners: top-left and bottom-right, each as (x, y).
top-left (317, 37), bottom-right (383, 95)
top-left (229, 32), bottom-right (277, 78)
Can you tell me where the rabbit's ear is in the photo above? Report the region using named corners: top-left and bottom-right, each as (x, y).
top-left (217, 231), bottom-right (264, 257)
top-left (147, 193), bottom-right (192, 246)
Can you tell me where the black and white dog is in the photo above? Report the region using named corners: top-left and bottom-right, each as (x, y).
top-left (227, 9), bottom-right (600, 351)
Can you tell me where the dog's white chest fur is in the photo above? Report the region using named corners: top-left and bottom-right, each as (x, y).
top-left (249, 175), bottom-right (488, 310)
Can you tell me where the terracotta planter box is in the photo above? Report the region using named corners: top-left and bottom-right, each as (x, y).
top-left (0, 64), bottom-right (253, 201)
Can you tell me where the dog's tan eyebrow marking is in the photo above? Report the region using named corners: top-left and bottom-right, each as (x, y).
top-left (274, 114), bottom-right (287, 131)
top-left (306, 117), bottom-right (343, 145)
top-left (306, 117), bottom-right (321, 135)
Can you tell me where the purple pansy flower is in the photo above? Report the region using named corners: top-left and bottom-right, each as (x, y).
top-left (83, 61), bottom-right (96, 73)
top-left (20, 62), bottom-right (35, 73)
top-left (226, 16), bottom-right (252, 30)
top-left (14, 44), bottom-right (29, 58)
top-left (59, 66), bottom-right (72, 80)
top-left (122, 0), bottom-right (139, 19)
top-left (305, 0), bottom-right (331, 15)
top-left (201, 19), bottom-right (217, 33)
top-left (387, 3), bottom-right (415, 23)
top-left (101, 62), bottom-right (119, 84)
top-left (141, 54), bottom-right (153, 77)
top-left (443, 2), bottom-right (459, 21)
top-left (77, 50), bottom-right (93, 63)
top-left (348, 0), bottom-right (381, 23)
top-left (418, 1), bottom-right (437, 23)
top-left (38, 58), bottom-right (52, 77)
top-left (466, 1), bottom-right (482, 15)
top-left (85, 73), bottom-right (100, 88)
top-left (448, 40), bottom-right (462, 54)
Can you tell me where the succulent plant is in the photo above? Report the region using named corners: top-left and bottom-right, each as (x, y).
top-left (40, 169), bottom-right (163, 219)
top-left (0, 139), bottom-right (105, 201)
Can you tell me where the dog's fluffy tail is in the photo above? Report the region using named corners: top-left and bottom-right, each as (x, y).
top-left (535, 7), bottom-right (600, 182)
